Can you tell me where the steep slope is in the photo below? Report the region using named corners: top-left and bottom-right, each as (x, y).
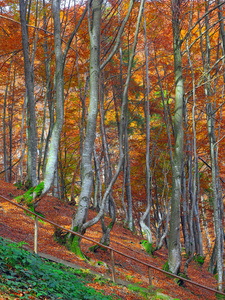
top-left (0, 180), bottom-right (219, 299)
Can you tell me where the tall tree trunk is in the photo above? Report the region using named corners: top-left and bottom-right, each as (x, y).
top-left (124, 127), bottom-right (134, 231)
top-left (140, 3), bottom-right (153, 244)
top-left (42, 0), bottom-right (65, 195)
top-left (207, 102), bottom-right (223, 291)
top-left (168, 0), bottom-right (184, 274)
top-left (204, 1), bottom-right (223, 291)
top-left (9, 69), bottom-right (16, 182)
top-left (70, 0), bottom-right (144, 256)
top-left (3, 58), bottom-right (13, 182)
top-left (19, 0), bottom-right (38, 187)
top-left (73, 0), bottom-right (102, 233)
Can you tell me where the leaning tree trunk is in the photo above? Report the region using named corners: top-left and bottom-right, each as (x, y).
top-left (168, 0), bottom-right (184, 275)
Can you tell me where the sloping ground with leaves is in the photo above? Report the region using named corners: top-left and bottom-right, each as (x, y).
top-left (0, 180), bottom-right (219, 300)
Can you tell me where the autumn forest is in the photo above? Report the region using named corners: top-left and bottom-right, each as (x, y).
top-left (0, 0), bottom-right (225, 295)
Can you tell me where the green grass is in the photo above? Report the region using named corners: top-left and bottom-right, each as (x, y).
top-left (0, 236), bottom-right (116, 300)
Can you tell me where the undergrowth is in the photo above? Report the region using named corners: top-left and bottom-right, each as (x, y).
top-left (0, 237), bottom-right (116, 300)
top-left (141, 240), bottom-right (155, 256)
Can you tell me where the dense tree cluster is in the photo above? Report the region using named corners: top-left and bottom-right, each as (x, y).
top-left (0, 0), bottom-right (225, 291)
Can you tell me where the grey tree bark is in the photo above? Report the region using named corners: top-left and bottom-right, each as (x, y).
top-left (140, 3), bottom-right (153, 244)
top-left (3, 58), bottom-right (13, 182)
top-left (203, 1), bottom-right (223, 291)
top-left (16, 0), bottom-right (88, 208)
top-left (41, 0), bottom-right (65, 196)
top-left (19, 0), bottom-right (38, 187)
top-left (124, 127), bottom-right (135, 231)
top-left (72, 0), bottom-right (102, 234)
top-left (72, 0), bottom-right (135, 236)
top-left (168, 0), bottom-right (184, 274)
top-left (70, 1), bottom-right (144, 257)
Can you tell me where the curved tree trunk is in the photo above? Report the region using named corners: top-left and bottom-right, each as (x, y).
top-left (70, 0), bottom-right (143, 257)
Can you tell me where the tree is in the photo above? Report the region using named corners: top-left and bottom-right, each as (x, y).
top-left (70, 0), bottom-right (146, 255)
top-left (168, 0), bottom-right (184, 274)
top-left (19, 0), bottom-right (38, 187)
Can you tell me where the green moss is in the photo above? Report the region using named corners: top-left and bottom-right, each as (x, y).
top-left (193, 254), bottom-right (205, 266)
top-left (15, 182), bottom-right (44, 207)
top-left (108, 222), bottom-right (113, 230)
top-left (68, 235), bottom-right (86, 260)
top-left (35, 182), bottom-right (44, 197)
top-left (141, 240), bottom-right (154, 256)
top-left (163, 261), bottom-right (169, 272)
top-left (15, 187), bottom-right (34, 205)
top-left (54, 225), bottom-right (90, 260)
top-left (162, 261), bottom-right (174, 279)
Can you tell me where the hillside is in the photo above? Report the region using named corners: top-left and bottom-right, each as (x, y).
top-left (0, 180), bottom-right (220, 300)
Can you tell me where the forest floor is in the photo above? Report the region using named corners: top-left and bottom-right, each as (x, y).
top-left (0, 180), bottom-right (220, 300)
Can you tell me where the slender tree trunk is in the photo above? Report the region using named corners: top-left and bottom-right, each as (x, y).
top-left (19, 93), bottom-right (27, 183)
top-left (168, 0), bottom-right (184, 274)
top-left (42, 0), bottom-right (65, 195)
top-left (124, 128), bottom-right (134, 231)
top-left (73, 0), bottom-right (102, 233)
top-left (140, 3), bottom-right (153, 244)
top-left (207, 102), bottom-right (223, 291)
top-left (9, 69), bottom-right (16, 182)
top-left (72, 0), bottom-right (144, 242)
top-left (3, 58), bottom-right (13, 182)
top-left (19, 0), bottom-right (38, 187)
top-left (204, 1), bottom-right (223, 291)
